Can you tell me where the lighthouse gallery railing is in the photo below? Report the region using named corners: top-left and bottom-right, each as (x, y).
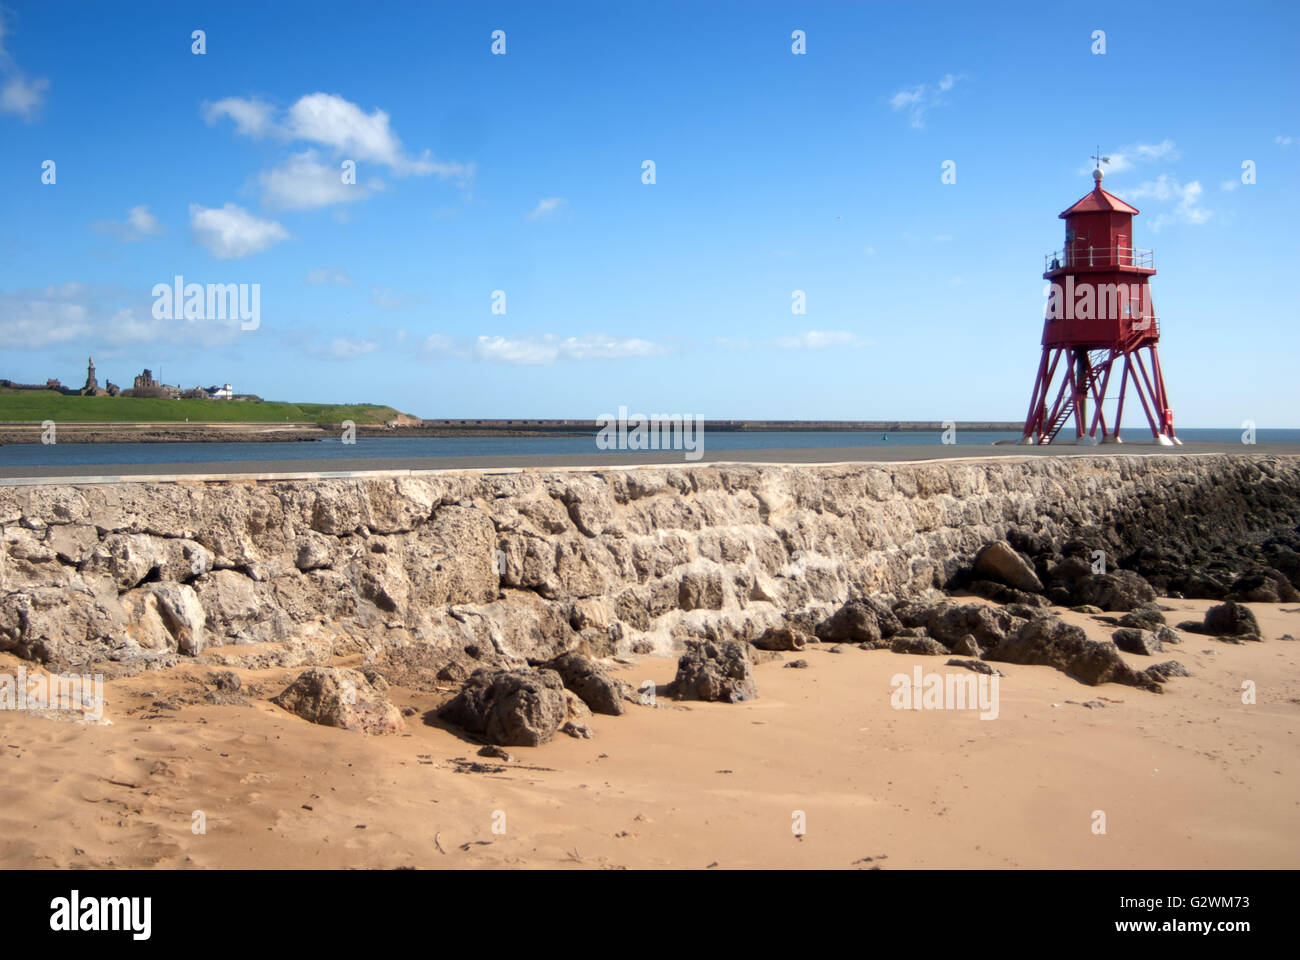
top-left (1044, 247), bottom-right (1154, 271)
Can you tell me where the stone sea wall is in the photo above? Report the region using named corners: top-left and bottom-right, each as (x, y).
top-left (2, 454), bottom-right (1298, 672)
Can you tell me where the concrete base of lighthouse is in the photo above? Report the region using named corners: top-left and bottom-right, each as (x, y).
top-left (1049, 435), bottom-right (1101, 446)
top-left (1124, 434), bottom-right (1177, 446)
top-left (1096, 434), bottom-right (1178, 446)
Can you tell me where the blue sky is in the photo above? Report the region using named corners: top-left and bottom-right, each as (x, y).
top-left (1, 0), bottom-right (1297, 425)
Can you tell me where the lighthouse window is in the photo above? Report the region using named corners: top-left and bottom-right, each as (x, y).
top-left (1065, 230), bottom-right (1075, 243)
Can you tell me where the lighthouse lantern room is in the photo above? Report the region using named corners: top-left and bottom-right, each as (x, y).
top-left (1020, 159), bottom-right (1179, 445)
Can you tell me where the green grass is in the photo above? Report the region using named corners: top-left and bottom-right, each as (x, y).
top-left (0, 390), bottom-right (404, 425)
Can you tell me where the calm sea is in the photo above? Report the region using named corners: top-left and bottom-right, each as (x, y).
top-left (2, 428), bottom-right (1297, 468)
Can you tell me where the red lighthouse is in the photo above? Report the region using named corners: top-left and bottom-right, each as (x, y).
top-left (1020, 161), bottom-right (1179, 445)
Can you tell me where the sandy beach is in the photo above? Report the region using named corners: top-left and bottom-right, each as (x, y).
top-left (2, 597), bottom-right (1295, 870)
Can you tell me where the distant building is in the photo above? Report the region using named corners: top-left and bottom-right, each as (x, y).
top-left (80, 357), bottom-right (107, 396)
top-left (128, 368), bottom-right (181, 399)
top-left (0, 378), bottom-right (71, 393)
top-left (3, 363), bottom-right (245, 401)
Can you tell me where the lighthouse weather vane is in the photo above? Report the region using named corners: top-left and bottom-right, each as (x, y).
top-left (1091, 147), bottom-right (1110, 170)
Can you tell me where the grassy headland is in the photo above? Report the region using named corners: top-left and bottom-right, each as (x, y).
top-left (0, 390), bottom-right (403, 425)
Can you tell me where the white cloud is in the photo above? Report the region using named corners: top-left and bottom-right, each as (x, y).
top-left (0, 14), bottom-right (49, 120)
top-left (305, 266), bottom-right (353, 285)
top-left (1277, 135), bottom-right (1295, 147)
top-left (1, 73), bottom-right (46, 117)
top-left (1164, 180), bottom-right (1210, 228)
top-left (1125, 175), bottom-right (1175, 202)
top-left (472, 333), bottom-right (665, 365)
top-left (558, 333), bottom-right (661, 360)
top-left (0, 283), bottom-right (95, 346)
top-left (889, 86), bottom-right (925, 110)
top-left (1128, 174), bottom-right (1190, 202)
top-left (525, 197), bottom-right (567, 220)
top-left (202, 97), bottom-right (277, 137)
top-left (474, 335), bottom-right (558, 365)
top-left (259, 149), bottom-right (379, 210)
top-left (714, 330), bottom-right (870, 351)
top-left (1220, 179), bottom-right (1239, 192)
top-left (370, 287), bottom-right (419, 310)
top-left (203, 93), bottom-right (471, 211)
top-left (287, 93), bottom-right (448, 176)
top-left (0, 282), bottom-right (242, 349)
top-left (92, 205), bottom-right (165, 242)
top-left (127, 205), bottom-right (162, 236)
top-left (189, 203), bottom-right (289, 259)
top-left (1127, 175), bottom-right (1211, 230)
top-left (1084, 140), bottom-right (1180, 176)
top-left (773, 330), bottom-right (868, 350)
top-left (312, 337), bottom-right (377, 360)
top-left (205, 92), bottom-right (472, 180)
top-left (422, 333), bottom-right (457, 355)
top-left (1133, 140), bottom-right (1177, 163)
top-left (888, 74), bottom-right (964, 128)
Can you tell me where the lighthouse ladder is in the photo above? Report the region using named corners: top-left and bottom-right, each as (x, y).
top-left (1043, 350), bottom-right (1111, 443)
